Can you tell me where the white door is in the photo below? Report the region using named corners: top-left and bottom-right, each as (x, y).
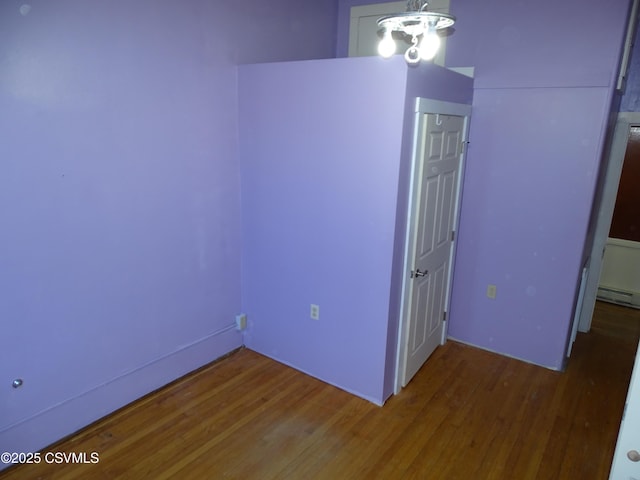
top-left (610, 339), bottom-right (640, 479)
top-left (401, 108), bottom-right (467, 386)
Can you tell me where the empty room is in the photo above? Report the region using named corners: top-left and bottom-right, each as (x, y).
top-left (2, 0), bottom-right (640, 478)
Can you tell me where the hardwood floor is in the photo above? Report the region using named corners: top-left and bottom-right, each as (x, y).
top-left (2, 301), bottom-right (639, 479)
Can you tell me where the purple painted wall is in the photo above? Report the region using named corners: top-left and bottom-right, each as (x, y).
top-left (336, 0), bottom-right (631, 370)
top-left (449, 87), bottom-right (613, 367)
top-left (444, 0), bottom-right (631, 369)
top-left (239, 56), bottom-right (472, 404)
top-left (0, 0), bottom-right (336, 460)
top-left (445, 0), bottom-right (629, 88)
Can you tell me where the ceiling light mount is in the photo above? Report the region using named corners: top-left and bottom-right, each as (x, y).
top-left (377, 1), bottom-right (455, 65)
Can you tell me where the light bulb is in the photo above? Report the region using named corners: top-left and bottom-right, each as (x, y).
top-left (378, 30), bottom-right (396, 58)
top-left (419, 30), bottom-right (441, 61)
top-left (404, 45), bottom-right (421, 64)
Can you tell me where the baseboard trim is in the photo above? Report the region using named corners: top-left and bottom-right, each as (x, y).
top-left (0, 326), bottom-right (241, 464)
top-left (246, 347), bottom-right (386, 407)
top-left (446, 336), bottom-right (562, 372)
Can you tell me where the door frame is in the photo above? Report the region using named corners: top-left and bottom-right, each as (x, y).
top-left (348, 1), bottom-right (405, 57)
top-left (394, 98), bottom-right (472, 394)
top-left (609, 338), bottom-right (640, 478)
top-left (578, 112), bottom-right (640, 334)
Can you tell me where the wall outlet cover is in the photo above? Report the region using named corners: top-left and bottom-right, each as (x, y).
top-left (235, 314), bottom-right (247, 331)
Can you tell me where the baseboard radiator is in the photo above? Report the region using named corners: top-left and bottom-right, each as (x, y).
top-left (597, 285), bottom-right (640, 309)
top-left (597, 238), bottom-right (640, 309)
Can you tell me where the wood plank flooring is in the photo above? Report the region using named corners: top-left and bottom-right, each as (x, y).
top-left (2, 301), bottom-right (639, 479)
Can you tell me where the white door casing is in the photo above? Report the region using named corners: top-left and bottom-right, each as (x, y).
top-left (579, 113), bottom-right (640, 334)
top-left (396, 99), bottom-right (471, 390)
top-left (609, 338), bottom-right (640, 479)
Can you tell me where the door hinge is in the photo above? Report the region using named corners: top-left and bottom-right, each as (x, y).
top-left (451, 231), bottom-right (455, 242)
top-left (443, 311), bottom-right (447, 322)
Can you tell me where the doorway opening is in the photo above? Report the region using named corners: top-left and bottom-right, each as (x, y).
top-left (598, 125), bottom-right (640, 308)
top-left (578, 113), bottom-right (640, 335)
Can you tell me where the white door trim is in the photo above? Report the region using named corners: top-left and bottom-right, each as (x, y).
top-left (609, 337), bottom-right (640, 478)
top-left (394, 98), bottom-right (472, 394)
top-left (578, 112), bottom-right (640, 333)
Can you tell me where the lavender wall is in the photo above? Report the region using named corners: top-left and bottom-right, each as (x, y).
top-left (0, 0), bottom-right (336, 460)
top-left (239, 56), bottom-right (406, 405)
top-left (336, 0), bottom-right (631, 370)
top-left (445, 1), bottom-right (628, 87)
top-left (239, 56), bottom-right (472, 404)
top-left (449, 87), bottom-right (613, 367)
top-left (444, 0), bottom-right (631, 369)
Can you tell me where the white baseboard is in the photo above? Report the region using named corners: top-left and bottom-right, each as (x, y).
top-left (0, 327), bottom-right (241, 467)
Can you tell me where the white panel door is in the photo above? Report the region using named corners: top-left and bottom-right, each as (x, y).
top-left (610, 339), bottom-right (640, 479)
top-left (402, 112), bottom-right (464, 386)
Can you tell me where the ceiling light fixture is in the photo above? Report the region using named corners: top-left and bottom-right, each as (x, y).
top-left (377, 1), bottom-right (455, 65)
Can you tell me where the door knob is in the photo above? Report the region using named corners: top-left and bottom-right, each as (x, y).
top-left (628, 450), bottom-right (640, 462)
top-left (411, 269), bottom-right (428, 278)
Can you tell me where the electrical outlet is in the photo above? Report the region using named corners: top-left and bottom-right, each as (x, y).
top-left (235, 314), bottom-right (247, 331)
top-left (310, 304), bottom-right (320, 320)
top-left (486, 284), bottom-right (497, 299)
